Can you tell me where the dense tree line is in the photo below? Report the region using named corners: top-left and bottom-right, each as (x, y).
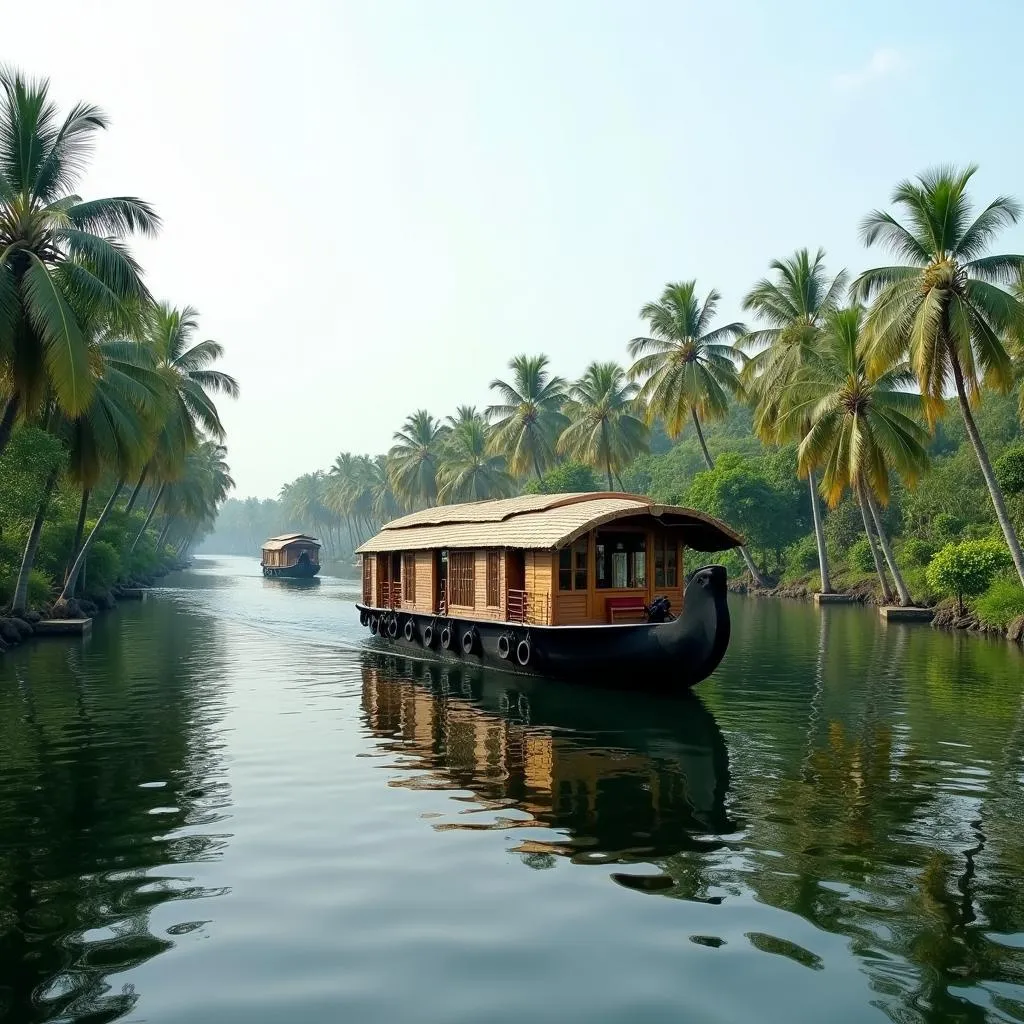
top-left (208, 165), bottom-right (1024, 628)
top-left (0, 69), bottom-right (236, 614)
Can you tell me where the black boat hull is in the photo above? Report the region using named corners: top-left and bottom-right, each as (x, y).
top-left (355, 564), bottom-right (731, 690)
top-left (262, 561), bottom-right (320, 579)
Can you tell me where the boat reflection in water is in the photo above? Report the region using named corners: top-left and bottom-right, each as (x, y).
top-left (359, 653), bottom-right (735, 897)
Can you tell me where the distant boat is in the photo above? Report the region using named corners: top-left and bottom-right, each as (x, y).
top-left (353, 491), bottom-right (742, 690)
top-left (261, 533), bottom-right (321, 578)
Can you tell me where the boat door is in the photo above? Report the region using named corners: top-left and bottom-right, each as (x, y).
top-left (435, 549), bottom-right (449, 612)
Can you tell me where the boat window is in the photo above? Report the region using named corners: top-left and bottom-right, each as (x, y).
top-left (654, 537), bottom-right (678, 588)
top-left (449, 550), bottom-right (475, 607)
top-left (596, 532), bottom-right (647, 589)
top-left (558, 538), bottom-right (588, 592)
top-left (486, 550), bottom-right (500, 606)
top-left (402, 553), bottom-right (416, 603)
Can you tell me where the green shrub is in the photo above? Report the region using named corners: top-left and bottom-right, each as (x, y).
top-left (82, 540), bottom-right (122, 593)
top-left (783, 534), bottom-right (820, 579)
top-left (974, 578), bottom-right (1024, 628)
top-left (0, 567), bottom-right (55, 610)
top-left (849, 537), bottom-right (876, 574)
top-left (35, 520), bottom-right (79, 579)
top-left (995, 444), bottom-right (1024, 497)
top-left (901, 538), bottom-right (937, 567)
top-left (932, 512), bottom-right (964, 542)
top-left (926, 540), bottom-right (1012, 615)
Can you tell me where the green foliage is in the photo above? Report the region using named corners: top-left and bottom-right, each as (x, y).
top-left (686, 452), bottom-right (806, 574)
top-left (523, 462), bottom-right (602, 495)
top-left (0, 567), bottom-right (53, 610)
top-left (783, 534), bottom-right (820, 580)
top-left (0, 428), bottom-right (67, 530)
top-left (901, 538), bottom-right (937, 568)
top-left (974, 578), bottom-right (1024, 628)
top-left (926, 541), bottom-right (1013, 614)
top-left (849, 538), bottom-right (877, 575)
top-left (996, 444), bottom-right (1024, 496)
top-left (82, 540), bottom-right (121, 594)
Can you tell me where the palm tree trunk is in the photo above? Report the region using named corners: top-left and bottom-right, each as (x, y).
top-left (59, 483), bottom-right (125, 604)
top-left (124, 463), bottom-right (149, 514)
top-left (807, 470), bottom-right (833, 594)
top-left (130, 482), bottom-right (166, 553)
top-left (605, 456), bottom-right (614, 491)
top-left (692, 408), bottom-right (768, 587)
top-left (0, 393), bottom-right (20, 456)
top-left (865, 487), bottom-right (912, 605)
top-left (64, 488), bottom-right (91, 585)
top-left (11, 466), bottom-right (60, 614)
top-left (157, 517), bottom-right (173, 548)
top-left (691, 409), bottom-right (714, 470)
top-left (857, 487), bottom-right (894, 603)
top-left (533, 454), bottom-right (544, 481)
top-left (951, 357), bottom-right (1024, 587)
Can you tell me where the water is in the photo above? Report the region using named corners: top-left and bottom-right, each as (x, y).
top-left (1, 556), bottom-right (1023, 1024)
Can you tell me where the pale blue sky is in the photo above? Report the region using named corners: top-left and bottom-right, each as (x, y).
top-left (12, 0), bottom-right (1024, 496)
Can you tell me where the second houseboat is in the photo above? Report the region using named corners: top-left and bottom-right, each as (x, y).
top-left (355, 492), bottom-right (742, 689)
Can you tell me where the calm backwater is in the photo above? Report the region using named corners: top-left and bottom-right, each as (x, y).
top-left (1, 556), bottom-right (1023, 1024)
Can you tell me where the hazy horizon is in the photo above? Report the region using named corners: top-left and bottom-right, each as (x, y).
top-left (13, 0), bottom-right (1024, 499)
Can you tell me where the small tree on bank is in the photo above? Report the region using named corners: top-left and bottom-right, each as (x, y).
top-left (926, 540), bottom-right (1012, 615)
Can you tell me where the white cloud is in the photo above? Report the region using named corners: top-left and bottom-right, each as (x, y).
top-left (832, 48), bottom-right (907, 93)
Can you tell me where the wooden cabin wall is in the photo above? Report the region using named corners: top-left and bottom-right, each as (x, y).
top-left (412, 552), bottom-right (435, 613)
top-left (524, 551), bottom-right (554, 625)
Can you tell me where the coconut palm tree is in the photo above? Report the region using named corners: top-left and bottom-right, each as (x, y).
top-left (740, 249), bottom-right (849, 594)
top-left (486, 355), bottom-right (568, 480)
top-left (157, 441), bottom-right (234, 557)
top-left (0, 67), bottom-right (159, 452)
top-left (627, 280), bottom-right (767, 586)
top-left (124, 303), bottom-right (238, 518)
top-left (388, 410), bottom-right (446, 509)
top-left (10, 320), bottom-right (164, 612)
top-left (557, 361), bottom-right (648, 489)
top-left (437, 410), bottom-right (515, 503)
top-left (853, 165), bottom-right (1024, 586)
top-left (784, 306), bottom-right (931, 606)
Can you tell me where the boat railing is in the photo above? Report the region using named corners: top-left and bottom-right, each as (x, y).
top-left (438, 579), bottom-right (448, 616)
top-left (507, 588), bottom-right (529, 624)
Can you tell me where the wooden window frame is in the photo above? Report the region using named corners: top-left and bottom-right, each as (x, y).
top-left (486, 550), bottom-right (500, 607)
top-left (449, 550), bottom-right (475, 607)
top-left (362, 555), bottom-right (372, 603)
top-left (402, 553), bottom-right (416, 603)
top-left (557, 537), bottom-right (589, 592)
top-left (654, 537), bottom-right (679, 589)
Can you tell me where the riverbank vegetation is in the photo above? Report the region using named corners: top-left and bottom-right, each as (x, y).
top-left (0, 68), bottom-right (237, 626)
top-left (210, 165), bottom-right (1024, 636)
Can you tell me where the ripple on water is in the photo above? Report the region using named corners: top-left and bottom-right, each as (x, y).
top-left (1, 560), bottom-right (1023, 1024)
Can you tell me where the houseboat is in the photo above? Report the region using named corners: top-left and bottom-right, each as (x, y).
top-left (261, 533), bottom-right (321, 578)
top-left (354, 492), bottom-right (743, 689)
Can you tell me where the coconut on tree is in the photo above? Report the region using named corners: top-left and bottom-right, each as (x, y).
top-left (627, 280), bottom-right (768, 586)
top-left (739, 249), bottom-right (848, 594)
top-left (0, 67), bottom-right (159, 453)
top-left (557, 361), bottom-right (649, 489)
top-left (854, 165), bottom-right (1024, 586)
top-left (783, 306), bottom-right (931, 606)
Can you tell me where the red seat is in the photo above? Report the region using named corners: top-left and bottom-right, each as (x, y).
top-left (606, 596), bottom-right (646, 623)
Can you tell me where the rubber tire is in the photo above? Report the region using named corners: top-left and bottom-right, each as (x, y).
top-left (440, 625), bottom-right (453, 650)
top-left (423, 624), bottom-right (435, 648)
top-left (497, 634), bottom-right (511, 660)
top-left (387, 615), bottom-right (399, 639)
top-left (461, 628), bottom-right (476, 655)
top-left (516, 638), bottom-right (531, 666)
top-left (403, 619), bottom-right (416, 642)
top-left (359, 609), bottom-right (368, 627)
top-left (368, 615), bottom-right (378, 635)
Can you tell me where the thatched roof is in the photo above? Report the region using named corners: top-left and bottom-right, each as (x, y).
top-left (355, 492), bottom-right (742, 554)
top-left (262, 533), bottom-right (320, 552)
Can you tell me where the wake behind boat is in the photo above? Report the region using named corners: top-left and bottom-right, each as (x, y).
top-left (354, 492), bottom-right (742, 689)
